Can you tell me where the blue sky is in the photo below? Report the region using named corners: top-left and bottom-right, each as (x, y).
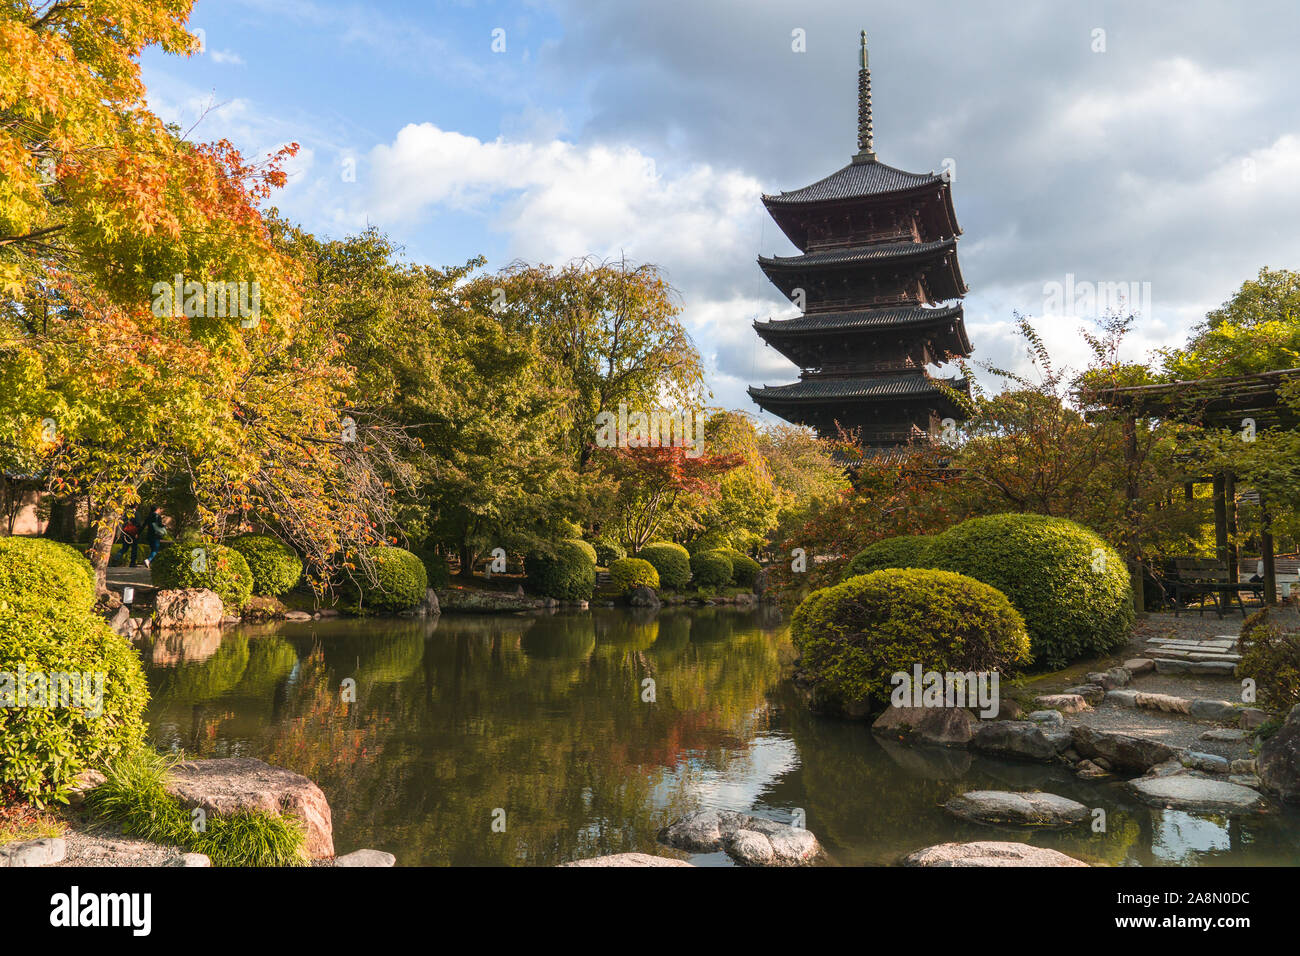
top-left (141, 0), bottom-right (1300, 416)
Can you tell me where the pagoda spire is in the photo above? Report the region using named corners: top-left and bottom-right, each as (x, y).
top-left (854, 29), bottom-right (875, 162)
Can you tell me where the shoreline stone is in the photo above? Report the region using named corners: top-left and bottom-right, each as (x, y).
top-left (658, 809), bottom-right (820, 866)
top-left (943, 790), bottom-right (1089, 828)
top-left (1128, 775), bottom-right (1264, 812)
top-left (902, 841), bottom-right (1087, 867)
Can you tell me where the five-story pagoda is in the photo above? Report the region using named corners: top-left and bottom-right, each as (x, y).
top-left (748, 31), bottom-right (971, 448)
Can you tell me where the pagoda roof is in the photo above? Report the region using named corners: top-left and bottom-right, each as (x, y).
top-left (763, 157), bottom-right (945, 205)
top-left (754, 303), bottom-right (963, 336)
top-left (758, 237), bottom-right (954, 271)
top-left (748, 373), bottom-right (968, 403)
top-left (758, 237), bottom-right (967, 302)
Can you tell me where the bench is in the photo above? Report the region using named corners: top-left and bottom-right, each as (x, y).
top-left (1163, 557), bottom-right (1263, 618)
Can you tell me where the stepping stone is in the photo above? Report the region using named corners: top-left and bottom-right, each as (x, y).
top-left (1106, 689), bottom-right (1139, 708)
top-left (902, 841), bottom-right (1087, 867)
top-left (1155, 659), bottom-right (1236, 676)
top-left (0, 838), bottom-right (66, 867)
top-left (1062, 684), bottom-right (1106, 705)
top-left (1230, 758), bottom-right (1256, 774)
top-left (1240, 708), bottom-right (1269, 731)
top-left (1034, 694), bottom-right (1090, 713)
top-left (658, 809), bottom-right (820, 866)
top-left (1128, 775), bottom-right (1263, 812)
top-left (1189, 699), bottom-right (1239, 721)
top-left (1200, 728), bottom-right (1247, 742)
top-left (1134, 692), bottom-right (1191, 714)
top-left (1124, 659), bottom-right (1155, 675)
top-left (1181, 751), bottom-right (1230, 773)
top-left (334, 849), bottom-right (397, 867)
top-left (944, 791), bottom-right (1089, 828)
top-left (1229, 774), bottom-right (1261, 788)
top-left (1027, 710), bottom-right (1064, 727)
top-left (562, 853), bottom-right (693, 867)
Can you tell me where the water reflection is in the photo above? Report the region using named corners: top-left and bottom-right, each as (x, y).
top-left (140, 609), bottom-right (1300, 867)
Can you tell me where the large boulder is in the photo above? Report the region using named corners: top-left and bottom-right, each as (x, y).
top-left (628, 586), bottom-right (662, 609)
top-left (1070, 725), bottom-right (1176, 773)
top-left (153, 588), bottom-right (224, 629)
top-left (943, 791), bottom-right (1090, 828)
top-left (164, 757), bottom-right (334, 859)
top-left (970, 721), bottom-right (1071, 761)
top-left (1257, 703), bottom-right (1300, 804)
top-left (871, 705), bottom-right (974, 748)
top-left (1128, 775), bottom-right (1264, 813)
top-left (658, 809), bottom-right (820, 866)
top-left (902, 841), bottom-right (1087, 867)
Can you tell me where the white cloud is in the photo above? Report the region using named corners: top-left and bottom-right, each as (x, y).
top-left (209, 49), bottom-right (246, 66)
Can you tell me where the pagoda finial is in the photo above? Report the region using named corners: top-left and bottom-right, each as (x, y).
top-left (855, 29), bottom-right (875, 162)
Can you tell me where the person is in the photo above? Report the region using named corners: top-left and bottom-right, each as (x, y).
top-left (113, 513), bottom-right (143, 567)
top-left (142, 507), bottom-right (167, 568)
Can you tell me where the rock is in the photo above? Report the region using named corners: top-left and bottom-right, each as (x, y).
top-left (1071, 725), bottom-right (1176, 772)
top-left (1257, 703), bottom-right (1300, 803)
top-left (1181, 751), bottom-right (1230, 773)
top-left (283, 611), bottom-right (313, 622)
top-left (627, 586), bottom-right (662, 609)
top-left (165, 757), bottom-right (334, 859)
top-left (1086, 668), bottom-right (1131, 690)
top-left (318, 608), bottom-right (341, 618)
top-left (1033, 694), bottom-right (1090, 714)
top-left (1230, 758), bottom-right (1256, 774)
top-left (1134, 692), bottom-right (1191, 714)
top-left (971, 721), bottom-right (1071, 762)
top-left (1189, 699), bottom-right (1239, 722)
top-left (562, 853), bottom-right (693, 867)
top-left (943, 790), bottom-right (1089, 828)
top-left (994, 698), bottom-right (1024, 720)
top-left (1128, 775), bottom-right (1264, 812)
top-left (154, 588), bottom-right (224, 629)
top-left (1240, 708), bottom-right (1269, 731)
top-left (1124, 658), bottom-right (1155, 675)
top-left (1063, 684), bottom-right (1106, 705)
top-left (1200, 728), bottom-right (1246, 742)
top-left (174, 853), bottom-right (211, 867)
top-left (871, 705), bottom-right (974, 747)
top-left (1027, 710), bottom-right (1065, 727)
top-left (65, 769), bottom-right (106, 807)
top-left (422, 588), bottom-right (440, 617)
top-left (901, 841), bottom-right (1087, 867)
top-left (220, 615), bottom-right (241, 626)
top-left (101, 603), bottom-right (131, 636)
top-left (1107, 689), bottom-right (1139, 708)
top-left (436, 588), bottom-right (544, 612)
top-left (0, 837), bottom-right (66, 867)
top-left (1145, 757), bottom-right (1186, 778)
top-left (1076, 759), bottom-right (1109, 779)
top-left (335, 848), bottom-right (397, 867)
top-left (1092, 756), bottom-right (1112, 771)
top-left (1229, 774), bottom-right (1261, 788)
top-left (658, 809), bottom-right (819, 866)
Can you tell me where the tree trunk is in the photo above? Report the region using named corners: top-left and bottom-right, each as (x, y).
top-left (43, 495), bottom-right (79, 542)
top-left (90, 506), bottom-right (121, 597)
top-left (458, 541), bottom-right (477, 581)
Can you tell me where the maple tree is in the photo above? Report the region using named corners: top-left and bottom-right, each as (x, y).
top-left (606, 445), bottom-right (743, 553)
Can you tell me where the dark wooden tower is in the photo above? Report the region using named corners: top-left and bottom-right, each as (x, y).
top-left (748, 31), bottom-right (971, 447)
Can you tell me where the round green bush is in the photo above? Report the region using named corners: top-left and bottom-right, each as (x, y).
top-left (0, 606), bottom-right (148, 805)
top-left (344, 546), bottom-right (428, 611)
top-left (229, 534), bottom-right (302, 597)
top-left (638, 541), bottom-right (691, 590)
top-left (525, 541), bottom-right (596, 601)
top-left (418, 550), bottom-right (451, 590)
top-left (594, 541), bottom-right (626, 566)
top-left (690, 550), bottom-right (733, 588)
top-left (719, 548), bottom-right (761, 587)
top-left (790, 568), bottom-right (1031, 713)
top-left (843, 535), bottom-right (935, 580)
top-left (0, 536), bottom-right (96, 615)
top-left (688, 531), bottom-right (731, 555)
top-left (925, 513), bottom-right (1134, 668)
top-left (151, 538), bottom-right (254, 611)
top-left (566, 539), bottom-right (598, 566)
top-left (609, 557), bottom-right (660, 593)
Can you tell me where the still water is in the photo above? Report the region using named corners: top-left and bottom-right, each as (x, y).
top-left (140, 607), bottom-right (1300, 866)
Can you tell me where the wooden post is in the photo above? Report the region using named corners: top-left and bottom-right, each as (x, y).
top-left (1123, 416), bottom-right (1144, 613)
top-left (1212, 473), bottom-right (1228, 564)
top-left (1225, 471), bottom-right (1239, 581)
top-left (1261, 493), bottom-right (1277, 606)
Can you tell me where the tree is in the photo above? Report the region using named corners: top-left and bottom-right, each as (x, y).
top-left (607, 446), bottom-right (742, 553)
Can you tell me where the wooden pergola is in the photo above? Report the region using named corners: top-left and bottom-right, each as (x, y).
top-left (1085, 368), bottom-right (1300, 610)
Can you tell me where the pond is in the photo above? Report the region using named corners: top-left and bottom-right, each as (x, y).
top-left (139, 607), bottom-right (1300, 866)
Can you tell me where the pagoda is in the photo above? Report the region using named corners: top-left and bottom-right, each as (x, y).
top-left (748, 31), bottom-right (971, 448)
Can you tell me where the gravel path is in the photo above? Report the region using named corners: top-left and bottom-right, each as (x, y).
top-left (54, 820), bottom-right (192, 867)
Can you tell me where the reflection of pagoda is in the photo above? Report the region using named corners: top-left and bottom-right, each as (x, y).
top-left (748, 31), bottom-right (971, 448)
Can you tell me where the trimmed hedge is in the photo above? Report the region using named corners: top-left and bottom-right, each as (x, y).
top-left (638, 541), bottom-right (691, 590)
top-left (843, 535), bottom-right (934, 580)
top-left (0, 536), bottom-right (96, 615)
top-left (609, 557), bottom-right (660, 593)
top-left (525, 541), bottom-right (596, 601)
top-left (418, 550), bottom-right (451, 590)
top-left (152, 538), bottom-right (254, 611)
top-left (719, 548), bottom-right (761, 587)
top-left (566, 539), bottom-right (598, 566)
top-left (345, 546), bottom-right (428, 611)
top-left (594, 541), bottom-right (626, 567)
top-left (790, 568), bottom-right (1030, 713)
top-left (229, 534), bottom-right (302, 597)
top-left (690, 550), bottom-right (733, 588)
top-left (926, 513), bottom-right (1134, 668)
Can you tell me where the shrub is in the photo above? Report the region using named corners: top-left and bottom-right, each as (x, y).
top-left (688, 531), bottom-right (731, 555)
top-left (0, 606), bottom-right (148, 805)
top-left (566, 539), bottom-right (598, 566)
top-left (594, 541), bottom-right (626, 566)
top-left (638, 541), bottom-right (691, 589)
top-left (152, 538), bottom-right (254, 611)
top-left (719, 548), bottom-right (761, 587)
top-left (690, 550), bottom-right (733, 588)
top-left (609, 557), bottom-right (660, 593)
top-left (525, 541), bottom-right (596, 601)
top-left (925, 513), bottom-right (1133, 668)
top-left (229, 534), bottom-right (302, 597)
top-left (1240, 608), bottom-right (1300, 713)
top-left (790, 568), bottom-right (1030, 713)
top-left (418, 550), bottom-right (451, 590)
top-left (843, 535), bottom-right (934, 580)
top-left (343, 546), bottom-right (428, 611)
top-left (0, 536), bottom-right (95, 615)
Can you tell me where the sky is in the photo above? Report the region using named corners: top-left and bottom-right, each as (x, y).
top-left (140, 0), bottom-right (1300, 419)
